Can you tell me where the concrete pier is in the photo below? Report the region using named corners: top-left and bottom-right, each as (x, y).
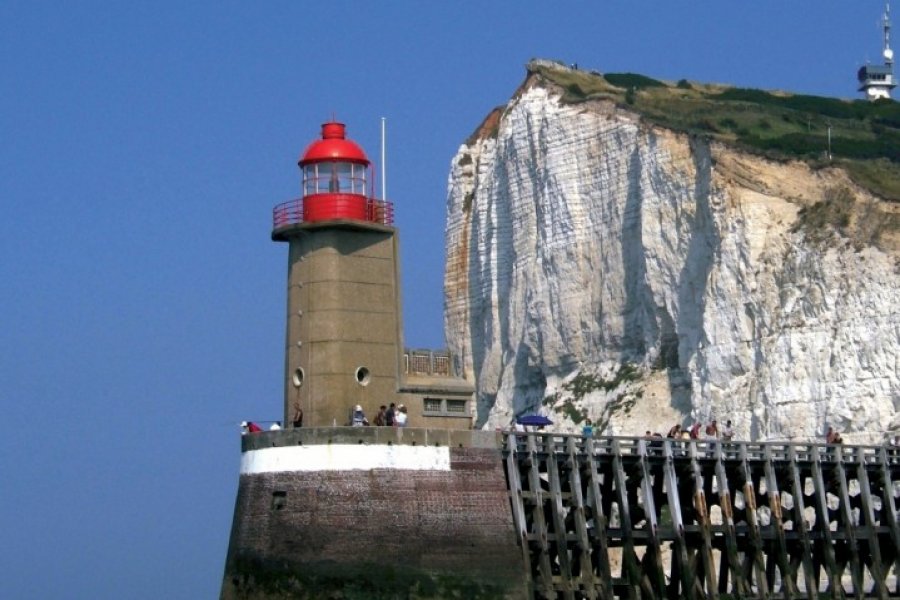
top-left (221, 428), bottom-right (525, 600)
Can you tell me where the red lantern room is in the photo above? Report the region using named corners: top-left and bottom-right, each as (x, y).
top-left (299, 122), bottom-right (369, 222)
top-left (272, 121), bottom-right (393, 230)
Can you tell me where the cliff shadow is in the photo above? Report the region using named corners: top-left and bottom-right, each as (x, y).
top-left (619, 137), bottom-right (693, 422)
top-left (621, 142), bottom-right (660, 362)
top-left (670, 136), bottom-right (720, 418)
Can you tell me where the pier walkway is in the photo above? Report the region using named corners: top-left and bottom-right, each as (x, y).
top-left (502, 433), bottom-right (900, 599)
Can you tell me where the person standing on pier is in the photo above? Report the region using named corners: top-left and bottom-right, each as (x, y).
top-left (395, 405), bottom-right (408, 427)
top-left (825, 427), bottom-right (843, 462)
top-left (689, 422), bottom-right (701, 439)
top-left (373, 405), bottom-right (387, 426)
top-left (889, 435), bottom-right (900, 461)
top-left (721, 420), bottom-right (734, 441)
top-left (350, 405), bottom-right (369, 427)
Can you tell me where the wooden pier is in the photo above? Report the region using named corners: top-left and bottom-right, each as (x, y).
top-left (502, 433), bottom-right (900, 599)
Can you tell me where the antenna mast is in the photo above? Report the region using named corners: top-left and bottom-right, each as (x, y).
top-left (885, 1), bottom-right (894, 65)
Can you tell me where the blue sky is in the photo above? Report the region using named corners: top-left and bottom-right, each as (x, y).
top-left (1, 2), bottom-right (890, 597)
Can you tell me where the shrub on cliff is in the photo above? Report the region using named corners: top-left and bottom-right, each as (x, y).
top-left (604, 72), bottom-right (665, 90)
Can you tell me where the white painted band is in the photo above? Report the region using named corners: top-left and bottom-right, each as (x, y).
top-left (240, 444), bottom-right (451, 474)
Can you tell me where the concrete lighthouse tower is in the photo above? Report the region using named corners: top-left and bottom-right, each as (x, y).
top-left (272, 121), bottom-right (401, 428)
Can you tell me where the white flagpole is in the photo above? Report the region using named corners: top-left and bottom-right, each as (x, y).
top-left (381, 117), bottom-right (387, 201)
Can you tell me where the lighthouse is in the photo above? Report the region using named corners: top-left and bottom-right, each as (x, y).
top-left (858, 2), bottom-right (896, 101)
top-left (270, 121), bottom-right (474, 430)
top-left (272, 121), bottom-right (401, 428)
top-left (220, 119), bottom-right (519, 600)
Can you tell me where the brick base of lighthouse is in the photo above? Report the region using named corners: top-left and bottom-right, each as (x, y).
top-left (220, 428), bottom-right (526, 599)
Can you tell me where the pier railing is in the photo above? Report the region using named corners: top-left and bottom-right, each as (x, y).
top-left (502, 433), bottom-right (900, 599)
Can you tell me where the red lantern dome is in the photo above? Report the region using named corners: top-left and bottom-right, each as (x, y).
top-left (299, 122), bottom-right (369, 165)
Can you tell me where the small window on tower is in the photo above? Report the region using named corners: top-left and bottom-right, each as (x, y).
top-left (272, 490), bottom-right (287, 511)
top-left (423, 398), bottom-right (442, 414)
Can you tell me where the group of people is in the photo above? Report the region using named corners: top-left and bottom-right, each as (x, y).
top-left (658, 420), bottom-right (847, 445)
top-left (241, 401), bottom-right (410, 431)
top-left (664, 419), bottom-right (735, 441)
top-left (352, 403), bottom-right (408, 427)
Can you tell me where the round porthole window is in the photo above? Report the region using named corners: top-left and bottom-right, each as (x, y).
top-left (292, 368), bottom-right (305, 388)
top-left (355, 366), bottom-right (371, 386)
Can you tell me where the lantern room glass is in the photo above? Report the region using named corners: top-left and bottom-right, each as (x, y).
top-left (303, 162), bottom-right (367, 196)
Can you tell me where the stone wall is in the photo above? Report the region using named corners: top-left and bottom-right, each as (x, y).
top-left (221, 429), bottom-right (525, 599)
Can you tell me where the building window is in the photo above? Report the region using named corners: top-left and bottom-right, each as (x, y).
top-left (422, 397), bottom-right (468, 417)
top-left (446, 400), bottom-right (466, 413)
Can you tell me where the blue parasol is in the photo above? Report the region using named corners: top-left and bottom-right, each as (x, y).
top-left (516, 414), bottom-right (553, 426)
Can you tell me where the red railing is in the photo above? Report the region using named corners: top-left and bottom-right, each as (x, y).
top-left (273, 197), bottom-right (394, 228)
top-left (273, 199), bottom-right (303, 228)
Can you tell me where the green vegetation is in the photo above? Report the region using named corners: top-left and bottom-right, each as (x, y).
top-left (544, 364), bottom-right (643, 429)
top-left (562, 372), bottom-right (605, 398)
top-left (592, 392), bottom-right (638, 433)
top-left (526, 62), bottom-right (900, 201)
top-left (558, 398), bottom-right (588, 424)
top-left (559, 363), bottom-right (641, 400)
top-left (792, 186), bottom-right (854, 242)
top-left (793, 185), bottom-right (900, 250)
top-left (603, 72), bottom-right (665, 90)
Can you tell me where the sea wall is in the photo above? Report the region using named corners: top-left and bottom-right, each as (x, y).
top-left (221, 428), bottom-right (525, 600)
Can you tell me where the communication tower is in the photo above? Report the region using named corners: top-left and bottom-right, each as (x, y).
top-left (858, 2), bottom-right (896, 101)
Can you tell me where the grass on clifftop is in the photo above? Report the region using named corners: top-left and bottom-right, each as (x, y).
top-left (527, 60), bottom-right (900, 201)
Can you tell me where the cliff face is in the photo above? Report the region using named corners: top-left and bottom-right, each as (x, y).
top-left (444, 64), bottom-right (900, 443)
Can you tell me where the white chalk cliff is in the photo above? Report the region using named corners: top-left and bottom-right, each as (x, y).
top-left (444, 62), bottom-right (900, 443)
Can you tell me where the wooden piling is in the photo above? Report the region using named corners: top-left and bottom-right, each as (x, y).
top-left (503, 433), bottom-right (900, 599)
